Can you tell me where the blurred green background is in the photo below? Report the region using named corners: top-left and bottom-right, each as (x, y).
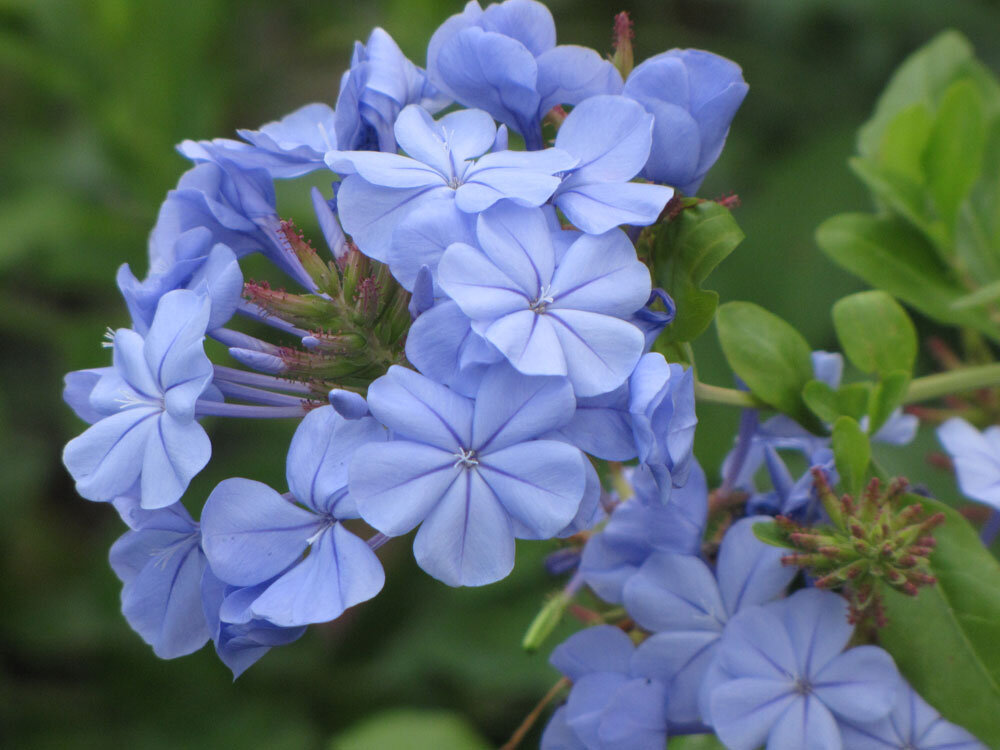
top-left (3, 0), bottom-right (999, 747)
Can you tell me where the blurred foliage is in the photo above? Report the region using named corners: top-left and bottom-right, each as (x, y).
top-left (3, 0), bottom-right (999, 747)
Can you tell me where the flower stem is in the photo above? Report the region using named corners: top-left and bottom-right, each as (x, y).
top-left (499, 677), bottom-right (570, 750)
top-left (694, 363), bottom-right (1000, 409)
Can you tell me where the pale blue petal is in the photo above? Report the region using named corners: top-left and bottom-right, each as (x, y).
top-left (550, 230), bottom-right (651, 316)
top-left (139, 413), bottom-right (212, 509)
top-left (813, 646), bottom-right (901, 723)
top-left (325, 150), bottom-right (446, 187)
top-left (937, 418), bottom-right (1000, 508)
top-left (64, 368), bottom-right (115, 424)
top-left (596, 678), bottom-right (669, 750)
top-left (717, 515), bottom-right (796, 617)
top-left (112, 328), bottom-right (160, 399)
top-left (555, 95), bottom-right (652, 182)
top-left (623, 551), bottom-right (726, 633)
top-left (392, 105), bottom-right (454, 175)
top-left (554, 459), bottom-right (605, 537)
top-left (556, 181), bottom-right (673, 234)
top-left (63, 407), bottom-right (158, 502)
top-left (438, 242), bottom-right (531, 319)
top-left (457, 149), bottom-right (570, 211)
top-left (812, 351), bottom-right (844, 388)
top-left (200, 477), bottom-right (320, 586)
top-left (547, 309), bottom-right (645, 397)
top-left (554, 384), bottom-right (637, 461)
top-left (872, 409), bottom-right (918, 445)
top-left (486, 310), bottom-right (567, 377)
top-left (435, 27), bottom-right (540, 139)
top-left (566, 672), bottom-right (629, 749)
top-left (249, 523), bottom-right (384, 626)
top-left (718, 605), bottom-right (798, 679)
top-left (479, 440), bottom-right (584, 538)
top-left (143, 289), bottom-right (213, 417)
top-left (472, 363), bottom-right (575, 452)
top-left (412, 469), bottom-right (515, 586)
top-left (767, 697), bottom-right (841, 750)
top-left (436, 108), bottom-right (498, 161)
top-left (350, 440), bottom-right (459, 536)
top-left (550, 624), bottom-right (635, 680)
top-left (405, 301), bottom-right (496, 397)
top-left (475, 203), bottom-right (555, 296)
top-left (366, 366), bottom-right (473, 449)
top-left (536, 46), bottom-right (623, 116)
top-left (387, 199), bottom-right (476, 291)
top-left (334, 175), bottom-right (451, 262)
top-left (778, 589), bottom-right (854, 676)
top-left (540, 707), bottom-right (586, 750)
top-left (328, 389), bottom-right (370, 420)
top-left (311, 186), bottom-right (348, 260)
top-left (480, 0), bottom-right (555, 56)
top-left (632, 630), bottom-right (721, 725)
top-left (285, 406), bottom-right (387, 517)
top-left (709, 678), bottom-right (797, 750)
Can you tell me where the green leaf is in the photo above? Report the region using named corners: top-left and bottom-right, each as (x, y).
top-left (831, 416), bottom-right (870, 496)
top-left (652, 201), bottom-right (744, 344)
top-left (878, 102), bottom-right (935, 182)
top-left (715, 302), bottom-right (817, 428)
top-left (816, 213), bottom-right (1000, 341)
top-left (668, 734), bottom-right (727, 749)
top-left (867, 370), bottom-right (910, 435)
top-left (832, 291), bottom-right (917, 376)
top-left (752, 521), bottom-right (791, 549)
top-left (881, 496), bottom-right (1000, 746)
top-left (803, 380), bottom-right (870, 424)
top-left (955, 120), bottom-right (1000, 286)
top-left (329, 710), bottom-right (491, 750)
top-left (923, 80), bottom-right (988, 235)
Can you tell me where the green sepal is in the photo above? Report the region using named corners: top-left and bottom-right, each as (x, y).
top-left (752, 521), bottom-right (792, 549)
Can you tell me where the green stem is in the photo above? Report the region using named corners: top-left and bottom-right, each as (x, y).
top-left (695, 364), bottom-right (1000, 409)
top-left (902, 363), bottom-right (1000, 404)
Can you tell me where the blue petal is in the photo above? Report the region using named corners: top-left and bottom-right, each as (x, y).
top-left (550, 230), bottom-right (652, 316)
top-left (479, 0), bottom-right (555, 57)
top-left (109, 521), bottom-right (209, 658)
top-left (311, 186), bottom-right (348, 260)
top-left (717, 604), bottom-right (798, 680)
top-left (111, 328), bottom-right (160, 400)
top-left (412, 468), bottom-right (515, 586)
top-left (540, 706), bottom-right (587, 750)
top-left (200, 477), bottom-right (322, 586)
top-left (188, 244), bottom-right (243, 331)
top-left (622, 551), bottom-right (726, 633)
top-left (716, 515), bottom-right (796, 617)
top-left (143, 289), bottom-right (213, 417)
top-left (937, 418), bottom-right (1000, 508)
top-left (632, 630), bottom-right (721, 725)
top-left (555, 95), bottom-right (653, 182)
top-left (550, 624), bottom-right (635, 680)
top-left (248, 523), bottom-right (384, 627)
top-left (328, 389), bottom-right (370, 420)
top-left (813, 646), bottom-right (901, 723)
top-left (435, 27), bottom-right (540, 140)
top-left (366, 365), bottom-right (473, 450)
top-left (709, 678), bottom-right (797, 750)
top-left (596, 677), bottom-right (669, 750)
top-left (479, 440), bottom-right (585, 538)
top-left (63, 368), bottom-right (114, 424)
top-left (555, 181), bottom-right (673, 235)
top-left (333, 175), bottom-right (450, 262)
top-left (285, 405), bottom-right (387, 517)
top-left (457, 148), bottom-right (572, 211)
top-left (438, 242), bottom-right (531, 320)
top-left (63, 406), bottom-right (158, 502)
top-left (536, 46), bottom-right (623, 116)
top-left (565, 672), bottom-right (629, 749)
top-left (325, 150), bottom-right (446, 187)
top-left (776, 588), bottom-right (853, 676)
top-left (472, 362), bottom-right (575, 452)
top-left (404, 300), bottom-right (498, 397)
top-left (485, 310), bottom-right (567, 377)
top-left (350, 440), bottom-right (459, 536)
top-left (547, 309), bottom-right (645, 397)
top-left (767, 696), bottom-right (840, 750)
top-left (475, 203), bottom-right (555, 297)
top-left (139, 413), bottom-right (212, 509)
top-left (387, 198), bottom-right (476, 291)
top-left (553, 384), bottom-right (637, 461)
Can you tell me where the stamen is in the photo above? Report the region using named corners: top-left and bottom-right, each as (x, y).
top-left (530, 285), bottom-right (555, 314)
top-left (453, 447), bottom-right (480, 469)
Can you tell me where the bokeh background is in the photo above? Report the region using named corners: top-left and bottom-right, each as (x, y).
top-left (3, 0), bottom-right (999, 747)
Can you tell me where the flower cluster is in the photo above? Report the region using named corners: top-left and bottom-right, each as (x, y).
top-left (59, 1), bottom-right (987, 747)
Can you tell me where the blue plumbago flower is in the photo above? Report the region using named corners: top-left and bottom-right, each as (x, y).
top-left (200, 405), bottom-right (387, 627)
top-left (118, 235), bottom-right (243, 335)
top-left (437, 203), bottom-right (650, 397)
top-left (839, 682), bottom-right (986, 750)
top-left (178, 103), bottom-right (338, 179)
top-left (149, 159), bottom-right (317, 290)
top-left (108, 500), bottom-right (210, 659)
top-left (326, 105), bottom-right (576, 262)
top-left (199, 569), bottom-right (306, 679)
top-left (335, 27), bottom-right (450, 153)
top-left (622, 516), bottom-right (796, 726)
top-left (629, 353), bottom-right (697, 500)
top-left (623, 49), bottom-right (748, 195)
top-left (543, 625), bottom-right (669, 750)
top-left (548, 382), bottom-right (636, 462)
top-left (63, 367), bottom-right (114, 425)
top-left (62, 290), bottom-right (215, 509)
top-left (551, 95), bottom-right (673, 234)
top-left (580, 462), bottom-right (708, 604)
top-left (937, 417), bottom-right (1000, 510)
top-left (349, 363), bottom-right (587, 586)
top-left (386, 198), bottom-right (477, 292)
top-left (426, 0), bottom-right (623, 150)
top-left (629, 289), bottom-right (677, 351)
top-left (707, 588), bottom-right (901, 750)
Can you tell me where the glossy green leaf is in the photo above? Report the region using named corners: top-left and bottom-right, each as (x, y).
top-left (803, 380), bottom-right (870, 424)
top-left (924, 80), bottom-right (987, 235)
top-left (715, 301), bottom-right (817, 428)
top-left (817, 213), bottom-right (1000, 341)
top-left (831, 416), bottom-right (870, 496)
top-left (867, 370), bottom-right (910, 435)
top-left (652, 201), bottom-right (745, 344)
top-left (832, 291), bottom-right (917, 376)
top-left (881, 496), bottom-right (1000, 746)
top-left (752, 521), bottom-right (791, 549)
top-left (329, 710), bottom-right (491, 750)
top-left (669, 734), bottom-right (727, 749)
top-left (955, 120), bottom-right (1000, 286)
